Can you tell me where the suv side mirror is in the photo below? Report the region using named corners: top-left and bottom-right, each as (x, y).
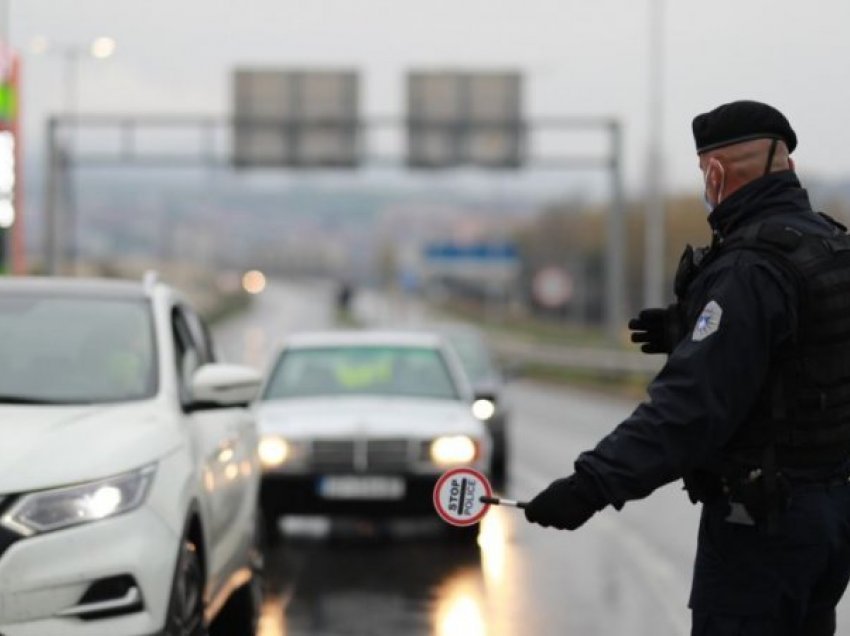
top-left (190, 363), bottom-right (262, 408)
top-left (473, 389), bottom-right (498, 404)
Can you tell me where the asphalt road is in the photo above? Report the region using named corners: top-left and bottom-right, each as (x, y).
top-left (213, 279), bottom-right (850, 636)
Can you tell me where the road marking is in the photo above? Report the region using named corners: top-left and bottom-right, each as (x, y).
top-left (513, 464), bottom-right (690, 634)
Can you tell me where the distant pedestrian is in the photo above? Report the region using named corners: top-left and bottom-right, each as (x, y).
top-left (336, 281), bottom-right (354, 315)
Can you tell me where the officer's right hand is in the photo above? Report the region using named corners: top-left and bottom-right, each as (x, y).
top-left (524, 475), bottom-right (599, 531)
top-left (628, 304), bottom-right (682, 354)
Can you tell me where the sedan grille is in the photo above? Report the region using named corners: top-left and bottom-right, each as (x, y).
top-left (312, 440), bottom-right (357, 472)
top-left (310, 439), bottom-right (411, 473)
top-left (367, 439), bottom-right (410, 472)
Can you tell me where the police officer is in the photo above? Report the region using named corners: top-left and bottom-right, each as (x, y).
top-left (524, 100), bottom-right (850, 636)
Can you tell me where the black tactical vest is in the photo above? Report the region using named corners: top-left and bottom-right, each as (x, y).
top-left (681, 215), bottom-right (850, 470)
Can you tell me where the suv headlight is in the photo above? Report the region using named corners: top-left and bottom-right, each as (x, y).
top-left (472, 399), bottom-right (496, 421)
top-left (1, 465), bottom-right (156, 537)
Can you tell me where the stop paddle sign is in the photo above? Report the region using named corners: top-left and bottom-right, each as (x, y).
top-left (433, 468), bottom-right (527, 526)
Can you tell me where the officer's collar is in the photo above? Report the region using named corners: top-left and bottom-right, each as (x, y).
top-left (708, 170), bottom-right (809, 239)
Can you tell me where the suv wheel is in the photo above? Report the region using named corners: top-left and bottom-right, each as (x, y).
top-left (164, 539), bottom-right (207, 636)
top-left (261, 508), bottom-right (281, 548)
top-left (491, 433), bottom-right (509, 490)
top-left (210, 522), bottom-right (263, 636)
top-left (209, 574), bottom-right (261, 636)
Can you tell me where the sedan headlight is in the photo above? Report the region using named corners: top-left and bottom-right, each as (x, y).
top-left (259, 435), bottom-right (290, 468)
top-left (1, 465), bottom-right (156, 537)
top-left (430, 435), bottom-right (478, 466)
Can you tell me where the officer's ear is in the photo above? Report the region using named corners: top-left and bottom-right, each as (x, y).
top-left (788, 157), bottom-right (796, 172)
top-left (706, 157), bottom-right (724, 188)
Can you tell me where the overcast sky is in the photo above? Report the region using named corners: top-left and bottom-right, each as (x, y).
top-left (9, 0), bottom-right (850, 195)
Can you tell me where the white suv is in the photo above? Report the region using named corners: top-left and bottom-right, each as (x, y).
top-left (0, 276), bottom-right (262, 636)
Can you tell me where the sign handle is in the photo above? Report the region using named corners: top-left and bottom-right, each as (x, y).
top-left (479, 495), bottom-right (527, 509)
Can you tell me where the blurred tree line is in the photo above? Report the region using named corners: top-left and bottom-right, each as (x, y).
top-left (514, 195), bottom-right (710, 323)
top-left (385, 184), bottom-right (850, 331)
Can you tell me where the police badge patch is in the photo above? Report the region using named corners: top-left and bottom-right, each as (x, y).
top-left (692, 300), bottom-right (722, 342)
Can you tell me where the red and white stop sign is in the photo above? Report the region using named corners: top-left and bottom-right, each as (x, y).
top-left (433, 468), bottom-right (493, 527)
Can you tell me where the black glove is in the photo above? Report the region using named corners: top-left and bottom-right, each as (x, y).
top-left (682, 470), bottom-right (724, 505)
top-left (628, 303), bottom-right (684, 355)
top-left (524, 474), bottom-right (603, 531)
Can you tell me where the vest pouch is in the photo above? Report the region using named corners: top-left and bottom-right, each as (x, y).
top-left (723, 469), bottom-right (791, 526)
top-left (674, 244), bottom-right (710, 299)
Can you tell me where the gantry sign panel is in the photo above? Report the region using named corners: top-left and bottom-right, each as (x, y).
top-left (407, 71), bottom-right (524, 169)
top-left (232, 69), bottom-right (360, 168)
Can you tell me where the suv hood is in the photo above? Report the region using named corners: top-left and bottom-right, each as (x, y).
top-left (257, 396), bottom-right (486, 439)
top-left (0, 402), bottom-right (180, 494)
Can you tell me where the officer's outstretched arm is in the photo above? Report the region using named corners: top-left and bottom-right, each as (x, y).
top-left (524, 257), bottom-right (796, 529)
top-left (576, 258), bottom-right (796, 509)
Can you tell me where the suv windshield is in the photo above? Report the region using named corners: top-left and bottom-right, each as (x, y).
top-left (444, 332), bottom-right (498, 385)
top-left (0, 294), bottom-right (157, 404)
top-left (264, 346), bottom-right (459, 401)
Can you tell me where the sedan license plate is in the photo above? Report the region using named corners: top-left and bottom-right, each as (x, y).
top-left (318, 476), bottom-right (406, 500)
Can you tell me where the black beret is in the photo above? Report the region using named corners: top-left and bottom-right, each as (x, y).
top-left (692, 100), bottom-right (797, 154)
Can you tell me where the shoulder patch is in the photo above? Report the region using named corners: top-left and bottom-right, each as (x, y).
top-left (692, 300), bottom-right (723, 342)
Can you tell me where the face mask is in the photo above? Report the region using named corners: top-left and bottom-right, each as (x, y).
top-left (702, 164), bottom-right (724, 213)
top-left (702, 190), bottom-right (714, 214)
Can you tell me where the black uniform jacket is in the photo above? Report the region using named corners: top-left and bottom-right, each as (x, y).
top-left (575, 171), bottom-right (836, 509)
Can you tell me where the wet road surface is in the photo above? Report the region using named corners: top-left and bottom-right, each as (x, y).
top-left (215, 279), bottom-right (850, 635)
top-left (259, 530), bottom-right (488, 636)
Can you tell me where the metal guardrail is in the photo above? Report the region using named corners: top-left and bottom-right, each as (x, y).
top-left (488, 336), bottom-right (665, 375)
top-left (353, 289), bottom-right (662, 375)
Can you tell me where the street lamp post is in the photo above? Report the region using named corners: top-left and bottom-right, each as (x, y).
top-left (644, 0), bottom-right (666, 308)
top-left (32, 35), bottom-right (115, 116)
top-left (33, 35), bottom-right (116, 274)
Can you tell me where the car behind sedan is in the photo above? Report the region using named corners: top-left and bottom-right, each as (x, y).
top-left (436, 324), bottom-right (512, 488)
top-left (256, 331), bottom-right (492, 541)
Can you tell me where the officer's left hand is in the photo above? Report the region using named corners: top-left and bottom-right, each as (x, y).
top-left (628, 304), bottom-right (683, 355)
top-left (524, 475), bottom-right (600, 530)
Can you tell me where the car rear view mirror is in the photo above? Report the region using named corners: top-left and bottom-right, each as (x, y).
top-left (190, 363), bottom-right (262, 408)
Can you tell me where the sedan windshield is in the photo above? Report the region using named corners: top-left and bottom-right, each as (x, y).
top-left (264, 346), bottom-right (459, 401)
top-left (0, 294), bottom-right (157, 404)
